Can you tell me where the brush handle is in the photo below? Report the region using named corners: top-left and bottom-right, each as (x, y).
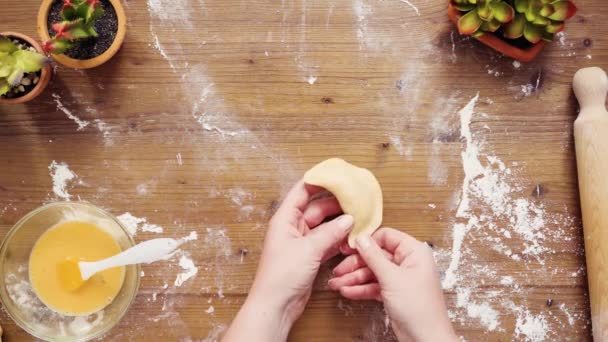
top-left (79, 238), bottom-right (182, 280)
top-left (573, 67), bottom-right (608, 341)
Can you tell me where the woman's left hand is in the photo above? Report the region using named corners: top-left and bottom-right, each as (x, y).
top-left (223, 180), bottom-right (353, 342)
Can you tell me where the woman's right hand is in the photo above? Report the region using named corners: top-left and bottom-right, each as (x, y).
top-left (328, 228), bottom-right (458, 342)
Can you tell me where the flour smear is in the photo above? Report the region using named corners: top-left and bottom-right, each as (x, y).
top-left (174, 252), bottom-right (198, 287)
top-left (436, 93), bottom-right (581, 338)
top-left (52, 93), bottom-right (90, 130)
top-left (117, 212), bottom-right (168, 235)
top-left (116, 210), bottom-right (199, 288)
top-left (147, 0), bottom-right (193, 71)
top-left (49, 161), bottom-right (77, 200)
top-left (148, 0), bottom-right (297, 197)
top-left (173, 231), bottom-right (200, 287)
top-left (51, 93), bottom-right (113, 145)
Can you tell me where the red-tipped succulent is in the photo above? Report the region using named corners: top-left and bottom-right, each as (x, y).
top-left (43, 0), bottom-right (105, 55)
top-left (504, 0), bottom-right (577, 43)
top-left (452, 0), bottom-right (515, 36)
top-left (451, 0), bottom-right (577, 44)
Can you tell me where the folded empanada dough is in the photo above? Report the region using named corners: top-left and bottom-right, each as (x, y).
top-left (303, 158), bottom-right (383, 247)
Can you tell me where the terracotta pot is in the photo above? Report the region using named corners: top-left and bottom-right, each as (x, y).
top-left (37, 0), bottom-right (127, 69)
top-left (448, 3), bottom-right (545, 63)
top-left (0, 32), bottom-right (52, 105)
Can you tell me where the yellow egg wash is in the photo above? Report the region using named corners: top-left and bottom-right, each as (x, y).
top-left (29, 221), bottom-right (125, 316)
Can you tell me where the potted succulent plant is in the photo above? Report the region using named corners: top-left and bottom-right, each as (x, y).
top-left (448, 0), bottom-right (578, 62)
top-left (37, 0), bottom-right (127, 69)
top-left (0, 33), bottom-right (51, 104)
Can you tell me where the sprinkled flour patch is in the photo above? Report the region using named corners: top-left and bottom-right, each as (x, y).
top-left (93, 119), bottom-right (113, 145)
top-left (152, 35), bottom-right (176, 72)
top-left (514, 309), bottom-right (549, 342)
top-left (389, 135), bottom-right (406, 157)
top-left (226, 187), bottom-right (252, 206)
top-left (456, 287), bottom-right (501, 331)
top-left (147, 0), bottom-right (192, 24)
top-left (186, 67), bottom-right (248, 138)
top-left (353, 0), bottom-right (393, 51)
top-left (116, 213), bottom-right (146, 236)
top-left (520, 84), bottom-right (536, 97)
top-left (442, 93), bottom-right (481, 289)
top-left (49, 161), bottom-right (77, 200)
top-left (500, 276), bottom-right (514, 286)
top-left (52, 93), bottom-right (90, 130)
top-left (437, 93), bottom-right (580, 335)
top-left (427, 93), bottom-right (461, 186)
top-left (183, 231), bottom-right (198, 242)
top-left (202, 228), bottom-right (233, 296)
top-left (142, 223), bottom-right (164, 234)
top-left (174, 252), bottom-right (198, 287)
top-left (117, 213), bottom-right (164, 236)
top-left (201, 323), bottom-right (227, 342)
top-left (50, 94), bottom-right (112, 145)
top-left (147, 0), bottom-right (194, 71)
top-left (443, 93), bottom-right (552, 288)
top-left (205, 228), bottom-right (232, 259)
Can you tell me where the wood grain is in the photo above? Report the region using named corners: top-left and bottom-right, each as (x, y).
top-left (0, 0), bottom-right (604, 340)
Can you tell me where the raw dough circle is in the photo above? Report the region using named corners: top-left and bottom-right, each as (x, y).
top-left (303, 158), bottom-right (383, 247)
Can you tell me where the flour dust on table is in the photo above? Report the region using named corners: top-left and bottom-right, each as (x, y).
top-left (117, 212), bottom-right (164, 235)
top-left (115, 212), bottom-right (200, 288)
top-left (174, 251), bottom-right (198, 287)
top-left (147, 0), bottom-right (195, 72)
top-left (48, 161), bottom-right (78, 201)
top-left (51, 93), bottom-right (90, 131)
top-left (44, 168), bottom-right (207, 321)
top-left (50, 93), bottom-right (113, 145)
top-left (434, 93), bottom-right (585, 340)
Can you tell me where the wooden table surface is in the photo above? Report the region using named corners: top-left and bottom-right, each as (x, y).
top-left (1, 0), bottom-right (606, 340)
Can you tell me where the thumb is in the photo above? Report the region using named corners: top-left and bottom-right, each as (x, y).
top-left (355, 234), bottom-right (396, 283)
top-left (307, 215), bottom-right (354, 258)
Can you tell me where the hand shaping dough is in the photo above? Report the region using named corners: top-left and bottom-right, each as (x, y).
top-left (303, 158), bottom-right (383, 247)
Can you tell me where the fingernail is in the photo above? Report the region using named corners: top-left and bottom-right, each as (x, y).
top-left (356, 235), bottom-right (371, 250)
top-left (337, 215), bottom-right (354, 230)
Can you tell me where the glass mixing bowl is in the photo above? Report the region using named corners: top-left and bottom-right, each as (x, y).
top-left (0, 202), bottom-right (140, 341)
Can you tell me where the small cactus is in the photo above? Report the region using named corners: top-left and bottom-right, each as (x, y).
top-left (451, 0), bottom-right (577, 44)
top-left (43, 0), bottom-right (105, 55)
top-left (0, 36), bottom-right (49, 97)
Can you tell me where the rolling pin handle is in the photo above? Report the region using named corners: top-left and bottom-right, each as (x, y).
top-left (573, 66), bottom-right (608, 341)
top-left (573, 67), bottom-right (608, 114)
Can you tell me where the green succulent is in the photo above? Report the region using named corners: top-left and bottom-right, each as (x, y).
top-left (452, 0), bottom-right (515, 36)
top-left (0, 36), bottom-right (49, 97)
top-left (504, 0), bottom-right (578, 43)
top-left (452, 0), bottom-right (578, 44)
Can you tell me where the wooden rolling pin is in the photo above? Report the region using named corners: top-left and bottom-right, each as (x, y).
top-left (573, 66), bottom-right (608, 341)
